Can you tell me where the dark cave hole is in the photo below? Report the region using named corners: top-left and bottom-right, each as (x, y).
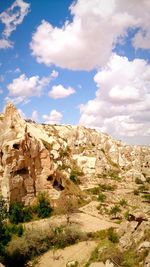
top-left (53, 179), bottom-right (64, 191)
top-left (47, 175), bottom-right (53, 181)
top-left (13, 143), bottom-right (20, 150)
top-left (14, 168), bottom-right (29, 175)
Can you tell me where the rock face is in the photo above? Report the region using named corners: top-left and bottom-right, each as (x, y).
top-left (0, 103), bottom-right (55, 205)
top-left (0, 103), bottom-right (150, 205)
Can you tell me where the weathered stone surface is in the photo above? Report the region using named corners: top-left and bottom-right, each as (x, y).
top-left (0, 102), bottom-right (150, 205)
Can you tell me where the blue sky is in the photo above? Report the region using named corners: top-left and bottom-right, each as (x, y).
top-left (0, 0), bottom-right (150, 145)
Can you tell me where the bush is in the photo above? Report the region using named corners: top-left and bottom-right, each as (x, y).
top-left (9, 202), bottom-right (24, 224)
top-left (97, 193), bottom-right (106, 202)
top-left (119, 199), bottom-right (128, 207)
top-left (6, 224), bottom-right (23, 237)
top-left (110, 205), bottom-right (121, 218)
top-left (22, 207), bottom-right (33, 222)
top-left (108, 228), bottom-right (119, 243)
top-left (36, 193), bottom-right (53, 218)
top-left (124, 211), bottom-right (130, 220)
top-left (70, 170), bottom-right (79, 184)
top-left (99, 183), bottom-right (116, 191)
top-left (5, 225), bottom-right (84, 267)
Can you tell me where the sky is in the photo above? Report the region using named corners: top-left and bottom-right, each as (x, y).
top-left (0, 0), bottom-right (150, 145)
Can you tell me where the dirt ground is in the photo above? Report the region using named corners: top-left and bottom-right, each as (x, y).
top-left (25, 201), bottom-right (117, 233)
top-left (34, 241), bottom-right (98, 267)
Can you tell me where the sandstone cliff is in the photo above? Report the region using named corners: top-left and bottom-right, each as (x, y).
top-left (0, 103), bottom-right (150, 205)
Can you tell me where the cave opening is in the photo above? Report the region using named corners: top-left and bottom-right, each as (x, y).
top-left (13, 143), bottom-right (20, 150)
top-left (53, 179), bottom-right (64, 191)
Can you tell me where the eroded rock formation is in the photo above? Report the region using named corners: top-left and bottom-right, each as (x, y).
top-left (0, 103), bottom-right (150, 205)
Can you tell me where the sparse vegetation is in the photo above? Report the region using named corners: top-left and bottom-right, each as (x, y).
top-left (142, 193), bottom-right (150, 202)
top-left (56, 192), bottom-right (78, 224)
top-left (97, 193), bottom-right (106, 202)
top-left (119, 198), bottom-right (128, 207)
top-left (107, 227), bottom-right (119, 243)
top-left (110, 205), bottom-right (121, 218)
top-left (35, 193), bottom-right (53, 218)
top-left (5, 225), bottom-right (85, 267)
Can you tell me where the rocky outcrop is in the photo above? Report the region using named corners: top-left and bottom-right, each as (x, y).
top-left (0, 103), bottom-right (150, 205)
top-left (0, 103), bottom-right (56, 205)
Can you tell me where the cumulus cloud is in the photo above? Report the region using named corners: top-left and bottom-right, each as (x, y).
top-left (42, 110), bottom-right (63, 124)
top-left (48, 84), bottom-right (75, 99)
top-left (7, 73), bottom-right (52, 104)
top-left (79, 54), bottom-right (150, 144)
top-left (0, 0), bottom-right (30, 49)
top-left (30, 0), bottom-right (150, 70)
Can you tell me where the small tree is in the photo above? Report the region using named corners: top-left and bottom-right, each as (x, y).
top-left (57, 193), bottom-right (78, 224)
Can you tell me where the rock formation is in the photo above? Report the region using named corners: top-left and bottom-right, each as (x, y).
top-left (0, 102), bottom-right (150, 205)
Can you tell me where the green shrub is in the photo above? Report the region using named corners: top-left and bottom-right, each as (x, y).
top-left (99, 183), bottom-right (116, 191)
top-left (108, 228), bottom-right (119, 243)
top-left (119, 199), bottom-right (128, 207)
top-left (23, 207), bottom-right (33, 222)
top-left (5, 225), bottom-right (84, 267)
top-left (110, 205), bottom-right (121, 218)
top-left (97, 193), bottom-right (106, 202)
top-left (142, 194), bottom-right (150, 202)
top-left (124, 211), bottom-right (130, 220)
top-left (9, 202), bottom-right (23, 224)
top-left (36, 193), bottom-right (53, 218)
top-left (6, 224), bottom-right (23, 237)
top-left (70, 170), bottom-right (79, 184)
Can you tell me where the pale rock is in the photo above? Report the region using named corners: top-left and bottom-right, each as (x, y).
top-left (90, 263), bottom-right (105, 267)
top-left (105, 260), bottom-right (114, 267)
top-left (138, 241), bottom-right (150, 251)
top-left (50, 150), bottom-right (59, 159)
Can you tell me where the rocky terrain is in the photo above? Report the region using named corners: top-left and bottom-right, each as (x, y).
top-left (0, 102), bottom-right (150, 267)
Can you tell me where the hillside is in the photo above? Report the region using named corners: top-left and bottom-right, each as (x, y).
top-left (0, 103), bottom-right (150, 267)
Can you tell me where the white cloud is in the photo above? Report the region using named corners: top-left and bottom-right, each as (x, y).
top-left (0, 0), bottom-right (30, 49)
top-left (0, 39), bottom-right (12, 49)
top-left (79, 54), bottom-right (150, 144)
top-left (0, 89), bottom-right (3, 94)
top-left (7, 73), bottom-right (52, 103)
top-left (42, 110), bottom-right (63, 124)
top-left (31, 110), bottom-right (38, 121)
top-left (48, 84), bottom-right (75, 99)
top-left (30, 0), bottom-right (150, 70)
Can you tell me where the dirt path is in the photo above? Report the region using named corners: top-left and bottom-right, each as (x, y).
top-left (35, 241), bottom-right (97, 267)
top-left (25, 212), bottom-right (117, 233)
top-left (25, 201), bottom-right (117, 233)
